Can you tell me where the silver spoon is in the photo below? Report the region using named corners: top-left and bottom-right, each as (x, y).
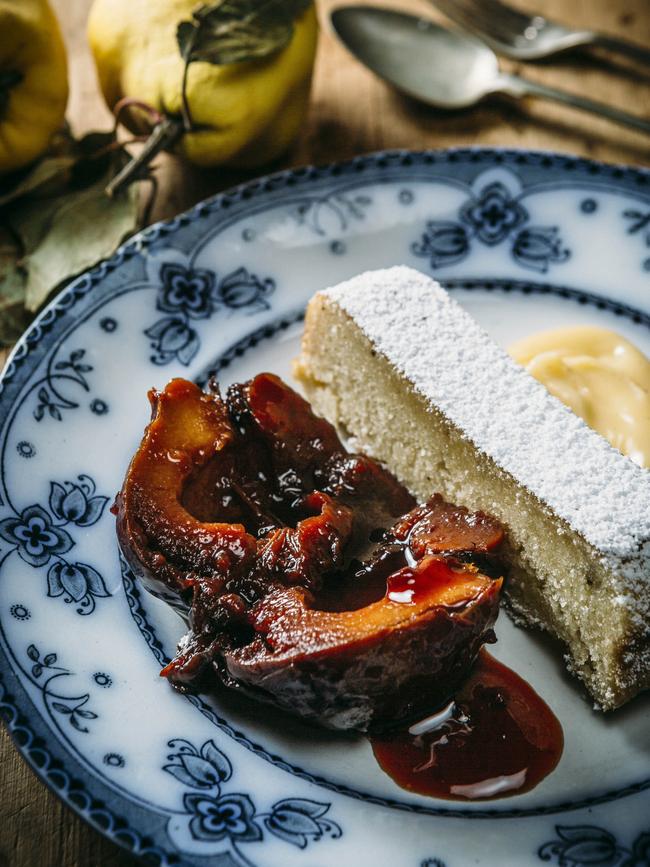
top-left (331, 6), bottom-right (650, 135)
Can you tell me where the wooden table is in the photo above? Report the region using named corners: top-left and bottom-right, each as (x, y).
top-left (1, 0), bottom-right (648, 864)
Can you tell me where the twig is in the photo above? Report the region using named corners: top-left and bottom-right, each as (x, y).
top-left (105, 119), bottom-right (183, 197)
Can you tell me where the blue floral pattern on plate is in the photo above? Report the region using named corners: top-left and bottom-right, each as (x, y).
top-left (33, 348), bottom-right (95, 422)
top-left (163, 738), bottom-right (340, 856)
top-left (0, 474), bottom-right (109, 614)
top-left (412, 178), bottom-right (570, 272)
top-left (623, 208), bottom-right (650, 271)
top-left (539, 824), bottom-right (650, 867)
top-left (145, 262), bottom-right (275, 365)
top-left (0, 149), bottom-right (649, 866)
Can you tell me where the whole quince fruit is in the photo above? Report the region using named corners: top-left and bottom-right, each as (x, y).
top-left (0, 0), bottom-right (69, 174)
top-left (88, 0), bottom-right (318, 169)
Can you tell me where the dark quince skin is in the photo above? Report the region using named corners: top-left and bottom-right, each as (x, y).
top-left (115, 373), bottom-right (505, 731)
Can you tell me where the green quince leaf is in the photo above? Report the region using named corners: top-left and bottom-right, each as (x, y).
top-left (177, 0), bottom-right (312, 66)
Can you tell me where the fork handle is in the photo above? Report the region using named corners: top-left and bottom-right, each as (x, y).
top-left (500, 74), bottom-right (650, 135)
top-left (592, 33), bottom-right (650, 67)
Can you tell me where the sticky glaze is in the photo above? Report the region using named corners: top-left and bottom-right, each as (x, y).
top-left (371, 651), bottom-right (563, 801)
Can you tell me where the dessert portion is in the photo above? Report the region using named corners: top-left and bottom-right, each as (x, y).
top-left (295, 266), bottom-right (650, 710)
top-left (115, 373), bottom-right (504, 731)
top-left (509, 325), bottom-right (650, 469)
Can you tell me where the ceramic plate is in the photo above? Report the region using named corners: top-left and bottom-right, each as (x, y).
top-left (1, 149), bottom-right (649, 867)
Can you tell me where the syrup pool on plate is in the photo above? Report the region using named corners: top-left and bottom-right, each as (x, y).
top-left (371, 650), bottom-right (564, 801)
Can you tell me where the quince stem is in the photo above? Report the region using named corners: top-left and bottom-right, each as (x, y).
top-left (180, 59), bottom-right (195, 131)
top-left (105, 118), bottom-right (183, 198)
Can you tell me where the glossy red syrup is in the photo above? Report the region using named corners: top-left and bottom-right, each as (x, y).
top-left (386, 557), bottom-right (468, 605)
top-left (371, 650), bottom-right (563, 800)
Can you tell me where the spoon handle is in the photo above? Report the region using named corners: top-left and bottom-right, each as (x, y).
top-left (592, 33), bottom-right (650, 68)
top-left (500, 74), bottom-right (650, 134)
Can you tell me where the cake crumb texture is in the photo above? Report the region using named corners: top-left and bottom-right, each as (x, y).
top-left (295, 266), bottom-right (650, 709)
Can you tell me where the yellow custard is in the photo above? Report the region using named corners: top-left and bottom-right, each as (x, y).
top-left (509, 326), bottom-right (650, 468)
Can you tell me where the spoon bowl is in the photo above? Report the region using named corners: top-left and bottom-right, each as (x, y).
top-left (331, 5), bottom-right (501, 109)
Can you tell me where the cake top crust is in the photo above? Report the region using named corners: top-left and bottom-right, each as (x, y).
top-left (322, 266), bottom-right (650, 582)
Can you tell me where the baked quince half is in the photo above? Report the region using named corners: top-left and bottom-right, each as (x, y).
top-left (115, 374), bottom-right (504, 731)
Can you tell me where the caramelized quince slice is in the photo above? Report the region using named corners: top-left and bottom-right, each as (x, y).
top-left (116, 374), bottom-right (504, 731)
top-left (392, 494), bottom-right (504, 557)
top-left (115, 378), bottom-right (257, 601)
top-left (225, 558), bottom-right (501, 731)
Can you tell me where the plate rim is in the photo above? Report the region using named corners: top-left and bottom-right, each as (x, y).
top-left (2, 145), bottom-right (649, 384)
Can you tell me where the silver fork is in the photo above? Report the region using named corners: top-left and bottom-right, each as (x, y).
top-left (428, 0), bottom-right (650, 64)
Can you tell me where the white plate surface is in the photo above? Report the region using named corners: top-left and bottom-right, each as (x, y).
top-left (1, 149), bottom-right (649, 867)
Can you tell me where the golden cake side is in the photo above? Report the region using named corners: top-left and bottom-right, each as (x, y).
top-left (295, 267), bottom-right (650, 710)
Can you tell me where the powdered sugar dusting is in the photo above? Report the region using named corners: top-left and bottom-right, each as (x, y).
top-left (324, 266), bottom-right (650, 586)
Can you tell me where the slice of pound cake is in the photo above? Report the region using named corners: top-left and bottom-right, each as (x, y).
top-left (294, 266), bottom-right (650, 710)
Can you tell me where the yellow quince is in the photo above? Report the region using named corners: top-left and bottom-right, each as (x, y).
top-left (0, 0), bottom-right (69, 174)
top-left (88, 0), bottom-right (318, 169)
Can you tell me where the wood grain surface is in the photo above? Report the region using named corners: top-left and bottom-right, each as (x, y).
top-left (1, 0), bottom-right (649, 864)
